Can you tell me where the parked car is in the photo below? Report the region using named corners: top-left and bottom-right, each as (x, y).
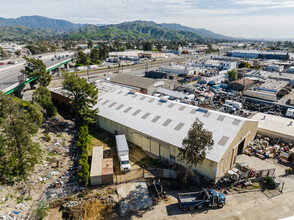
top-left (38, 56), bottom-right (42, 58)
top-left (0, 62), bottom-right (4, 65)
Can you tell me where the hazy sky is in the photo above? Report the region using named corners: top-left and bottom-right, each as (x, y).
top-left (1, 0), bottom-right (294, 39)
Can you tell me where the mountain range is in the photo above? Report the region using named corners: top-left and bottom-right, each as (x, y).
top-left (0, 16), bottom-right (233, 41)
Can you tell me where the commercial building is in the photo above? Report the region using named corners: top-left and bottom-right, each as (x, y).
top-left (243, 78), bottom-right (289, 102)
top-left (226, 50), bottom-right (294, 60)
top-left (203, 60), bottom-right (237, 70)
top-left (251, 113), bottom-right (294, 142)
top-left (94, 86), bottom-right (258, 181)
top-left (267, 65), bottom-right (284, 72)
top-left (138, 52), bottom-right (166, 58)
top-left (109, 74), bottom-right (175, 95)
top-left (109, 50), bottom-right (143, 58)
top-left (228, 78), bottom-right (255, 91)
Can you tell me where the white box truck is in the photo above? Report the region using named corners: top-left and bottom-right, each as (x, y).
top-left (115, 135), bottom-right (131, 172)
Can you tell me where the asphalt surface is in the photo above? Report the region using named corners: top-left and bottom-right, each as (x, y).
top-left (0, 51), bottom-right (74, 91)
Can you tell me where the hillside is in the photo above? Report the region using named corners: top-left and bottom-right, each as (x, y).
top-left (0, 25), bottom-right (56, 41)
top-left (0, 16), bottom-right (234, 42)
top-left (66, 21), bottom-right (208, 41)
top-left (159, 23), bottom-right (233, 40)
top-left (0, 15), bottom-right (85, 31)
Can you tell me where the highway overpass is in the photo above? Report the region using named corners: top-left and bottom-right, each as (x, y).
top-left (0, 52), bottom-right (75, 95)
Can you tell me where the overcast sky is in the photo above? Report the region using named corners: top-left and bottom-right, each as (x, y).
top-left (1, 0), bottom-right (294, 39)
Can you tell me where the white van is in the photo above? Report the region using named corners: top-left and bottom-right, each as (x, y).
top-left (286, 108), bottom-right (294, 118)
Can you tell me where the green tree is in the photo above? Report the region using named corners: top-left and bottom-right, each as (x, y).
top-left (238, 61), bottom-right (250, 69)
top-left (156, 42), bottom-right (163, 51)
top-left (62, 72), bottom-right (99, 125)
top-left (14, 50), bottom-right (21, 57)
top-left (77, 125), bottom-right (90, 186)
top-left (98, 44), bottom-right (109, 61)
top-left (90, 48), bottom-right (100, 64)
top-left (284, 52), bottom-right (290, 61)
top-left (0, 46), bottom-right (8, 58)
top-left (87, 40), bottom-right (93, 49)
top-left (21, 57), bottom-right (51, 87)
top-left (76, 51), bottom-right (90, 66)
top-left (33, 86), bottom-right (57, 117)
top-left (0, 93), bottom-right (42, 181)
top-left (228, 69), bottom-right (238, 81)
top-left (143, 42), bottom-right (153, 51)
top-left (178, 118), bottom-right (214, 167)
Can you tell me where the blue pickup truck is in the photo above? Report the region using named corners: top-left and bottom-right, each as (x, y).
top-left (178, 189), bottom-right (226, 211)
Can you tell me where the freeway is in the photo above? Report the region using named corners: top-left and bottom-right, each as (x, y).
top-left (0, 51), bottom-right (75, 92)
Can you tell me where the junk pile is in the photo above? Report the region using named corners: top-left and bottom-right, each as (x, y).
top-left (217, 162), bottom-right (277, 189)
top-left (244, 135), bottom-right (293, 164)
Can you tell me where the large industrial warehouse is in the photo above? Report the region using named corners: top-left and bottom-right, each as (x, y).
top-left (94, 86), bottom-right (258, 181)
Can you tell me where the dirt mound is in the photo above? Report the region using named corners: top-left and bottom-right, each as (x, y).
top-left (63, 199), bottom-right (113, 220)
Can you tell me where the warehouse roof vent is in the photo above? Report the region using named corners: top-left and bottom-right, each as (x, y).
top-left (116, 104), bottom-right (124, 110)
top-left (124, 107), bottom-right (132, 113)
top-left (218, 136), bottom-right (229, 146)
top-left (149, 98), bottom-right (155, 103)
top-left (203, 112), bottom-right (211, 118)
top-left (109, 102), bottom-right (117, 108)
top-left (168, 103), bottom-right (175, 108)
top-left (174, 122), bottom-right (185, 131)
top-left (217, 115), bottom-right (225, 121)
top-left (179, 106), bottom-right (186, 111)
top-left (102, 100), bottom-right (109, 105)
top-left (232, 119), bottom-right (241, 125)
top-left (190, 109), bottom-right (197, 114)
top-left (162, 119), bottom-right (172, 127)
top-left (132, 109), bottom-right (141, 116)
top-left (142, 112), bottom-right (151, 119)
top-left (152, 115), bottom-right (161, 123)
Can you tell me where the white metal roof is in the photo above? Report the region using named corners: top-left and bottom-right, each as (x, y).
top-left (251, 113), bottom-right (294, 140)
top-left (94, 87), bottom-right (250, 163)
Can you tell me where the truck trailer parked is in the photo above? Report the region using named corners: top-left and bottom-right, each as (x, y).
top-left (115, 135), bottom-right (131, 172)
top-left (178, 189), bottom-right (226, 211)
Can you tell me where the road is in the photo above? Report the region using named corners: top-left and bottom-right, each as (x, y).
top-left (0, 51), bottom-right (74, 91)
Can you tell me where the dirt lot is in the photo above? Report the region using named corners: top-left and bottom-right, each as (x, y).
top-left (0, 114), bottom-right (75, 219)
top-left (129, 156), bottom-right (294, 220)
top-left (44, 128), bottom-right (162, 220)
top-left (88, 126), bottom-right (159, 183)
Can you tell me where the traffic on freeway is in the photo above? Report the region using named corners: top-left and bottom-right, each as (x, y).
top-left (0, 51), bottom-right (75, 92)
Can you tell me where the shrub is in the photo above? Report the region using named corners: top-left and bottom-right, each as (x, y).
top-left (33, 200), bottom-right (49, 220)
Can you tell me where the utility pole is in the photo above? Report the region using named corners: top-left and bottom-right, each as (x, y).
top-left (87, 59), bottom-right (89, 82)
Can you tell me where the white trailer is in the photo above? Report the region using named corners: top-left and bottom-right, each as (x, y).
top-left (115, 135), bottom-right (131, 172)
